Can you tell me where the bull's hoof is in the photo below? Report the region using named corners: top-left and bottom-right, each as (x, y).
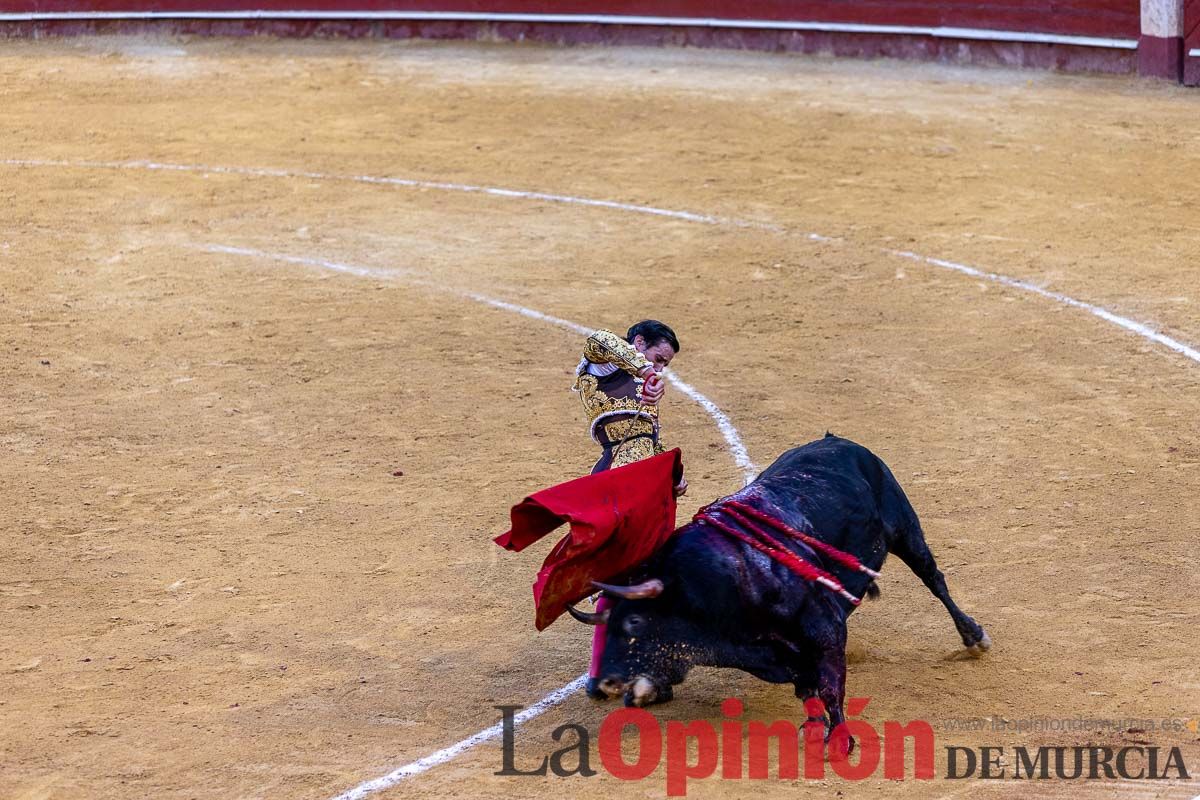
top-left (827, 732), bottom-right (856, 756)
top-left (585, 677), bottom-right (611, 701)
top-left (946, 631), bottom-right (993, 661)
top-left (623, 678), bottom-right (672, 707)
top-left (972, 632), bottom-right (993, 653)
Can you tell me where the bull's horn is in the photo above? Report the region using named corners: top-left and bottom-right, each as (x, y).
top-left (565, 603), bottom-right (609, 626)
top-left (592, 579), bottom-right (664, 600)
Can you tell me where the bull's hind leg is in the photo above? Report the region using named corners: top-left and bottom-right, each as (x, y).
top-left (893, 528), bottom-right (991, 655)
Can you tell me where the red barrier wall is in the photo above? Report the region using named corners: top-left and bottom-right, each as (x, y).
top-left (0, 1), bottom-right (1141, 38)
top-left (0, 2), bottom-right (1143, 75)
top-left (1186, 0), bottom-right (1200, 82)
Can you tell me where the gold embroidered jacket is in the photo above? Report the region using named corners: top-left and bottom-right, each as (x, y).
top-left (573, 330), bottom-right (664, 470)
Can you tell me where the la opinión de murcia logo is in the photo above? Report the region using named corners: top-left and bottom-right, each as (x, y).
top-left (495, 698), bottom-right (1192, 796)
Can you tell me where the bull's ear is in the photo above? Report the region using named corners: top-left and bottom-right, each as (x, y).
top-left (592, 579), bottom-right (664, 600)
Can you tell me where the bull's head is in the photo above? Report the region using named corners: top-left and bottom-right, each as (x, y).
top-left (568, 578), bottom-right (706, 707)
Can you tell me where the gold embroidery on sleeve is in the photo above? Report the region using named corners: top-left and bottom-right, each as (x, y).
top-left (583, 330), bottom-right (652, 376)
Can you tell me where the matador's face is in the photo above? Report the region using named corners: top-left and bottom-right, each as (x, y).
top-left (633, 336), bottom-right (677, 373)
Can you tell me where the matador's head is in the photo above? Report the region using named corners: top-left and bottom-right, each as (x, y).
top-left (627, 320), bottom-right (680, 373)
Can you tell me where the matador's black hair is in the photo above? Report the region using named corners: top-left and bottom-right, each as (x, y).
top-left (626, 320), bottom-right (680, 353)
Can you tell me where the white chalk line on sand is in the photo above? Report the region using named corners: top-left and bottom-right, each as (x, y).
top-left (197, 245), bottom-right (761, 485)
top-left (195, 242), bottom-right (758, 800)
top-left (460, 285), bottom-right (758, 476)
top-left (7, 157), bottom-right (1197, 367)
top-left (329, 676), bottom-right (588, 800)
top-left (1, 158), bottom-right (780, 231)
top-left (890, 250), bottom-right (1200, 365)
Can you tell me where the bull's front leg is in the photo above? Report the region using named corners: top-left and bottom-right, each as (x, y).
top-left (808, 617), bottom-right (851, 754)
top-left (794, 686), bottom-right (830, 733)
top-left (815, 646), bottom-right (847, 741)
top-left (790, 622), bottom-right (850, 749)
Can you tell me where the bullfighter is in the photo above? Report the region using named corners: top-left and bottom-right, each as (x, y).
top-left (572, 319), bottom-right (686, 698)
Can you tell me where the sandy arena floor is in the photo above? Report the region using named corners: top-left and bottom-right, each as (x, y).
top-left (1, 36), bottom-right (1198, 800)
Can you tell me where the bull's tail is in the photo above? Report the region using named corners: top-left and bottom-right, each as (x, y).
top-left (864, 581), bottom-right (881, 600)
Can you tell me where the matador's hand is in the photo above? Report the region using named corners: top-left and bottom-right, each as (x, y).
top-left (640, 371), bottom-right (665, 404)
top-left (673, 478), bottom-right (688, 498)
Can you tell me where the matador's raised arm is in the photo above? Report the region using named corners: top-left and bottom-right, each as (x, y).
top-left (583, 330), bottom-right (652, 376)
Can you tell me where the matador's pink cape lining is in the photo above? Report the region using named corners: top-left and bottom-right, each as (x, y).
top-left (494, 449), bottom-right (682, 631)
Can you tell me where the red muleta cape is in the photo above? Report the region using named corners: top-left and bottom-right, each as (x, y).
top-left (494, 449), bottom-right (683, 631)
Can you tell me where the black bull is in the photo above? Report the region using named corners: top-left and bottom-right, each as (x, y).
top-left (574, 434), bottom-right (991, 729)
